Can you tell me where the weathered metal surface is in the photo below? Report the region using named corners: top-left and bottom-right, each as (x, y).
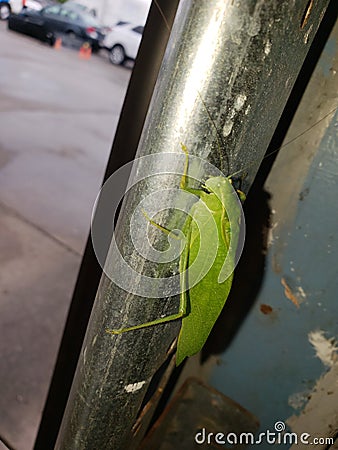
top-left (55, 1), bottom-right (332, 449)
top-left (35, 1), bottom-right (180, 449)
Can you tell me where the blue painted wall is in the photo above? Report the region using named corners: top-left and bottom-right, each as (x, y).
top-left (208, 37), bottom-right (338, 448)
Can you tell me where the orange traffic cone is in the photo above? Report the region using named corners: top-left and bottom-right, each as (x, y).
top-left (79, 42), bottom-right (92, 60)
top-left (54, 37), bottom-right (62, 50)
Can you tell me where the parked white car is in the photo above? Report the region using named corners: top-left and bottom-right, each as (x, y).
top-left (0, 0), bottom-right (48, 20)
top-left (0, 0), bottom-right (11, 19)
top-left (102, 22), bottom-right (143, 65)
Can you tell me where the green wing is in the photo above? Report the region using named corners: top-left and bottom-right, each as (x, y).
top-left (176, 180), bottom-right (242, 365)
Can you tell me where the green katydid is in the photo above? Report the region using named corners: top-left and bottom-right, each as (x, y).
top-left (107, 142), bottom-right (246, 366)
top-left (106, 103), bottom-right (337, 365)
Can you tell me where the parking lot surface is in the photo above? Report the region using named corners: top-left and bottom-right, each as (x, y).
top-left (0, 21), bottom-right (131, 449)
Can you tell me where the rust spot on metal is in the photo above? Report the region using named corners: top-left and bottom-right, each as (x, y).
top-left (260, 304), bottom-right (273, 315)
top-left (300, 0), bottom-right (314, 29)
top-left (281, 277), bottom-right (300, 308)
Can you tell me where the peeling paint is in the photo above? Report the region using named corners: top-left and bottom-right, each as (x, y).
top-left (124, 381), bottom-right (146, 393)
top-left (281, 277), bottom-right (301, 308)
top-left (308, 330), bottom-right (338, 368)
top-left (288, 390), bottom-right (310, 410)
top-left (264, 40), bottom-right (272, 55)
top-left (234, 94), bottom-right (247, 111)
top-left (287, 361), bottom-right (338, 449)
top-left (223, 120), bottom-right (234, 137)
top-left (267, 221), bottom-right (278, 247)
top-left (297, 286), bottom-right (306, 299)
top-left (303, 24), bottom-right (313, 44)
top-left (222, 94), bottom-right (247, 137)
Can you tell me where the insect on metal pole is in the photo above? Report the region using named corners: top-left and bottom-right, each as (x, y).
top-left (55, 0), bottom-right (331, 448)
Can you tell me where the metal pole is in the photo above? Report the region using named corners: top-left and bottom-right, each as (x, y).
top-left (55, 1), bottom-right (331, 449)
top-left (34, 1), bottom-right (180, 449)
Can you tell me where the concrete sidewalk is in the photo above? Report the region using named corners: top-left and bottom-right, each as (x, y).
top-left (0, 21), bottom-right (130, 449)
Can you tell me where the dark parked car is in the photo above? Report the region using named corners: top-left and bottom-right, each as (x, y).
top-left (7, 3), bottom-right (105, 49)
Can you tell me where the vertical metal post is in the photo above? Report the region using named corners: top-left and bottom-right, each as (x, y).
top-left (34, 1), bottom-right (180, 449)
top-left (55, 1), bottom-right (331, 449)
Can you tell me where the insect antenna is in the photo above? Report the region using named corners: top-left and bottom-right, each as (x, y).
top-left (264, 105), bottom-right (337, 161)
top-left (153, 0), bottom-right (171, 31)
top-left (228, 105), bottom-right (337, 181)
top-left (152, 2), bottom-right (230, 173)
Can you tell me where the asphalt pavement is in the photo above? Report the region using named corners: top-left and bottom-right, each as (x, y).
top-left (0, 21), bottom-right (131, 450)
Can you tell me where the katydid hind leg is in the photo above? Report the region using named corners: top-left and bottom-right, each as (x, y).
top-left (107, 206), bottom-right (192, 335)
top-left (106, 287), bottom-right (188, 334)
top-left (106, 302), bottom-right (186, 335)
